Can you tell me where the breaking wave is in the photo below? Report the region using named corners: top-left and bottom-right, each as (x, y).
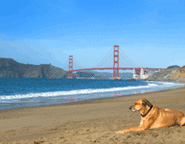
top-left (0, 81), bottom-right (183, 100)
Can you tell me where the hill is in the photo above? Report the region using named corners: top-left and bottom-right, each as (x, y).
top-left (174, 66), bottom-right (185, 82)
top-left (147, 65), bottom-right (185, 82)
top-left (0, 58), bottom-right (67, 78)
top-left (75, 71), bottom-right (133, 80)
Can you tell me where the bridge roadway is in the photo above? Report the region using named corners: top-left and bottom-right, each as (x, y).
top-left (69, 67), bottom-right (163, 72)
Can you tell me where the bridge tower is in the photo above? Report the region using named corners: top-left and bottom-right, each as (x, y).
top-left (68, 55), bottom-right (73, 78)
top-left (113, 45), bottom-right (119, 78)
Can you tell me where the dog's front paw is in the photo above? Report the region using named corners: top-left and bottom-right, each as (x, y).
top-left (116, 130), bottom-right (127, 134)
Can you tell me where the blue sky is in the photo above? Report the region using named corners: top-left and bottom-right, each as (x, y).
top-left (0, 0), bottom-right (185, 70)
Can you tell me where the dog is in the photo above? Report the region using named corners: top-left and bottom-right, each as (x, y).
top-left (116, 98), bottom-right (185, 134)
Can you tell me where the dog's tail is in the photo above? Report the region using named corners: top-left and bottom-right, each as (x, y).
top-left (181, 117), bottom-right (185, 126)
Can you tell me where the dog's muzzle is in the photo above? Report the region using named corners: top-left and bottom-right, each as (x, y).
top-left (129, 106), bottom-right (132, 111)
top-left (129, 106), bottom-right (136, 112)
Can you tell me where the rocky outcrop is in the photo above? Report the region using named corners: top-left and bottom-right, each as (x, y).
top-left (0, 58), bottom-right (67, 78)
top-left (148, 66), bottom-right (181, 82)
top-left (174, 66), bottom-right (185, 82)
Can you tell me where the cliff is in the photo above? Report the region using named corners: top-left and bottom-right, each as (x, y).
top-left (174, 66), bottom-right (185, 82)
top-left (147, 65), bottom-right (185, 82)
top-left (0, 58), bottom-right (67, 78)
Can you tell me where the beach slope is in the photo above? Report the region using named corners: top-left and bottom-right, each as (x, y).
top-left (0, 88), bottom-right (185, 144)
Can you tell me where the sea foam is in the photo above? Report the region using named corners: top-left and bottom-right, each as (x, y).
top-left (0, 83), bottom-right (158, 100)
top-left (0, 81), bottom-right (183, 101)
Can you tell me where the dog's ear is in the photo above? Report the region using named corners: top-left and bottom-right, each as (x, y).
top-left (142, 100), bottom-right (147, 106)
top-left (142, 99), bottom-right (152, 107)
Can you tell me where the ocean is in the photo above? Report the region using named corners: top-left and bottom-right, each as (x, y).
top-left (0, 78), bottom-right (184, 110)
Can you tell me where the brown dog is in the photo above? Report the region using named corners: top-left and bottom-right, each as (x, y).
top-left (116, 98), bottom-right (185, 134)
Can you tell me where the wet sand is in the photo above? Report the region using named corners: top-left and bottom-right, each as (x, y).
top-left (0, 87), bottom-right (185, 144)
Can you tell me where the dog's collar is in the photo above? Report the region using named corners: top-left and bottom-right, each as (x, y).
top-left (141, 105), bottom-right (153, 117)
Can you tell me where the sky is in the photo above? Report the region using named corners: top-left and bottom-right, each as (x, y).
top-left (0, 0), bottom-right (185, 70)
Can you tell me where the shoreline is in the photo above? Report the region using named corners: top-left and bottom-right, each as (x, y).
top-left (1, 84), bottom-right (185, 112)
top-left (0, 87), bottom-right (185, 143)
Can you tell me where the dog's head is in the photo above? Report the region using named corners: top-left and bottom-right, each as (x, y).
top-left (129, 98), bottom-right (152, 112)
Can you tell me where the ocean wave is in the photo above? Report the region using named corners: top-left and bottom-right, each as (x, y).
top-left (0, 82), bottom-right (183, 100)
top-left (0, 83), bottom-right (158, 100)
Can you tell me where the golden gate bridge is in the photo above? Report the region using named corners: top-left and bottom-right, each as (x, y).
top-left (67, 45), bottom-right (163, 79)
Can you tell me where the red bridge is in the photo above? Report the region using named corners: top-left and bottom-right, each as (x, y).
top-left (67, 45), bottom-right (164, 79)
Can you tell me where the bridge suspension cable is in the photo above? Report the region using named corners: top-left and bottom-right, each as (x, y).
top-left (67, 45), bottom-right (164, 79)
top-left (119, 48), bottom-right (137, 67)
top-left (73, 57), bottom-right (85, 70)
top-left (64, 59), bottom-right (69, 71)
top-left (92, 47), bottom-right (113, 68)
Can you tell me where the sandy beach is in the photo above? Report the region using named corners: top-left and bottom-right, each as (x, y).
top-left (0, 87), bottom-right (185, 144)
